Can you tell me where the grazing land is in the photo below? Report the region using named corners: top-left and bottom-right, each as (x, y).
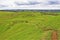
top-left (0, 11), bottom-right (60, 40)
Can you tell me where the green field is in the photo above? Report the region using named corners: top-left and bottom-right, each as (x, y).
top-left (0, 11), bottom-right (60, 40)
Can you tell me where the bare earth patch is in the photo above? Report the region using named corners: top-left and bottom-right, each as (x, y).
top-left (51, 30), bottom-right (58, 40)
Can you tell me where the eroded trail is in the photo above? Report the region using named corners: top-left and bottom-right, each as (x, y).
top-left (51, 31), bottom-right (58, 40)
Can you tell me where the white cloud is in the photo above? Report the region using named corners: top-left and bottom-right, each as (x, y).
top-left (0, 0), bottom-right (60, 10)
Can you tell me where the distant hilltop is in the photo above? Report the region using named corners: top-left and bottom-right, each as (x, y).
top-left (0, 9), bottom-right (60, 12)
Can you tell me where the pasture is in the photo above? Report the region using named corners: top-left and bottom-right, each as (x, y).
top-left (0, 11), bottom-right (60, 40)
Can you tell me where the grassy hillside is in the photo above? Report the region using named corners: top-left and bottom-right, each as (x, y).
top-left (0, 11), bottom-right (60, 40)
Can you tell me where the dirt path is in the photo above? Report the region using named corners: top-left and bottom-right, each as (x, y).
top-left (51, 31), bottom-right (58, 40)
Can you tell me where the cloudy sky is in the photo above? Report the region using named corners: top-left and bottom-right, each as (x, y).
top-left (0, 0), bottom-right (60, 10)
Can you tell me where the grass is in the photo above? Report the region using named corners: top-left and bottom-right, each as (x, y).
top-left (0, 11), bottom-right (60, 40)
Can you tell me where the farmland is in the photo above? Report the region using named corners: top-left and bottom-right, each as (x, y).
top-left (0, 11), bottom-right (60, 40)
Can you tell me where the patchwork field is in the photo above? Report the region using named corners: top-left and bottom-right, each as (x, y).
top-left (0, 11), bottom-right (60, 40)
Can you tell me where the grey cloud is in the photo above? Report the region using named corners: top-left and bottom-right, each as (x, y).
top-left (15, 0), bottom-right (60, 6)
top-left (15, 1), bottom-right (41, 5)
top-left (0, 0), bottom-right (60, 10)
top-left (48, 1), bottom-right (60, 5)
top-left (0, 5), bottom-right (7, 8)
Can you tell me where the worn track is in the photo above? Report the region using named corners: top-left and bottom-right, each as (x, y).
top-left (51, 31), bottom-right (58, 40)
